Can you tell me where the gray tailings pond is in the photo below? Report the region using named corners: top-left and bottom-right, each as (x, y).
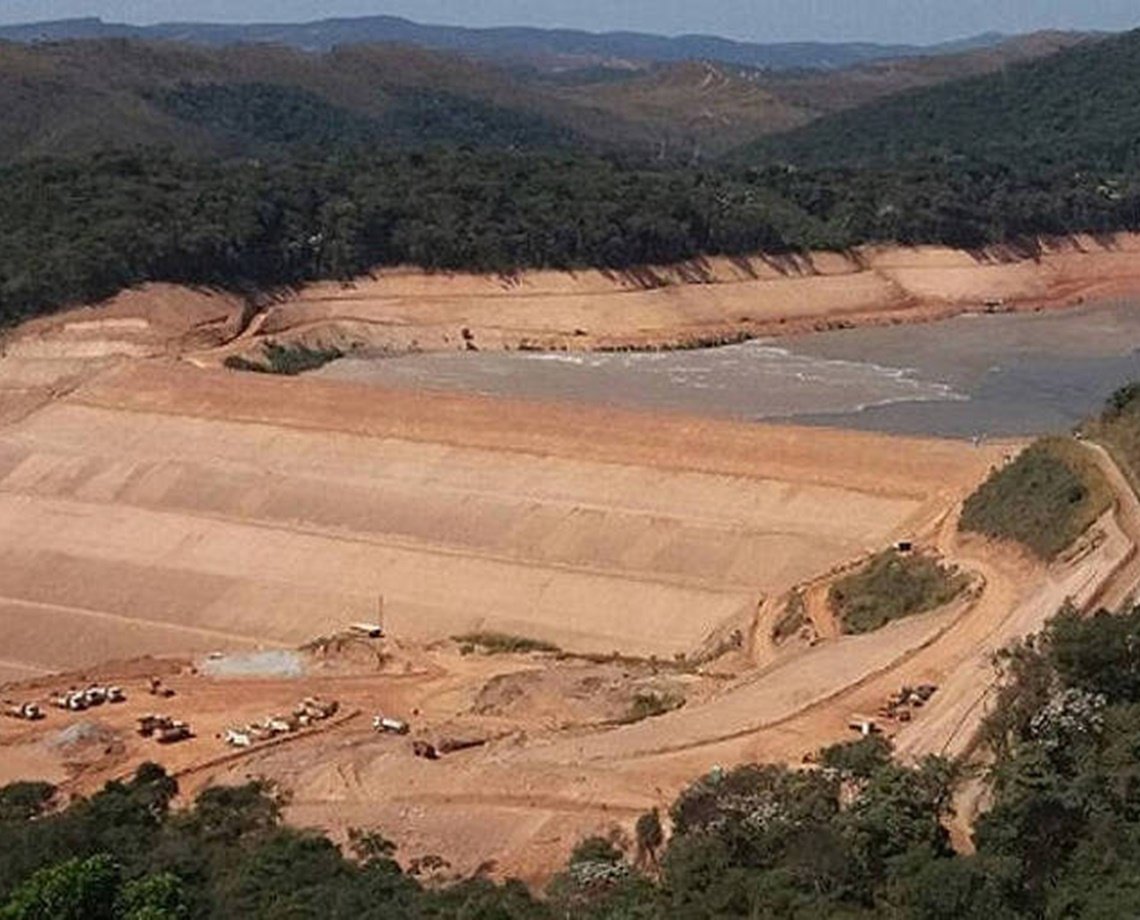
top-left (315, 300), bottom-right (1140, 439)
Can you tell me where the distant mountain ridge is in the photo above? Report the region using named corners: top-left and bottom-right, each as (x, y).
top-left (0, 15), bottom-right (1013, 71)
top-left (0, 27), bottom-right (1093, 163)
top-left (738, 27), bottom-right (1138, 172)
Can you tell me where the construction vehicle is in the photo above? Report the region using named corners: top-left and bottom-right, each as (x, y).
top-left (348, 596), bottom-right (386, 639)
top-left (298, 697), bottom-right (339, 720)
top-left (847, 715), bottom-right (880, 737)
top-left (878, 683), bottom-right (940, 723)
top-left (53, 691), bottom-right (89, 712)
top-left (224, 729), bottom-right (253, 748)
top-left (373, 715), bottom-right (409, 735)
top-left (137, 714), bottom-right (173, 738)
top-left (915, 684), bottom-right (938, 702)
top-left (5, 702), bottom-right (44, 721)
top-left (265, 717), bottom-right (294, 735)
top-left (148, 677), bottom-right (175, 699)
top-left (156, 721), bottom-right (191, 744)
top-left (412, 740), bottom-right (439, 760)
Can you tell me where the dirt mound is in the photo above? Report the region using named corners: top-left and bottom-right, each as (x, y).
top-left (471, 663), bottom-right (688, 727)
top-left (6, 284), bottom-right (246, 360)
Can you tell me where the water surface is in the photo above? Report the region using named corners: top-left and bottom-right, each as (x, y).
top-left (316, 300), bottom-right (1140, 438)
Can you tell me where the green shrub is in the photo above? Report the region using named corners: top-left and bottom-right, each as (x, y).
top-left (959, 438), bottom-right (1110, 559)
top-left (830, 550), bottom-right (968, 634)
top-left (224, 343), bottom-right (343, 376)
top-left (451, 632), bottom-right (561, 655)
top-left (624, 691), bottom-right (684, 723)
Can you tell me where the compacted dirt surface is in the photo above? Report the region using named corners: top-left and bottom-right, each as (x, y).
top-left (0, 360), bottom-right (997, 672)
top-left (206, 234), bottom-right (1140, 359)
top-left (2, 243), bottom-right (1140, 884)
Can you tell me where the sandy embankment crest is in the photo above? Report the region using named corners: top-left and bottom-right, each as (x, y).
top-left (6, 235), bottom-right (1140, 363)
top-left (220, 234), bottom-right (1140, 358)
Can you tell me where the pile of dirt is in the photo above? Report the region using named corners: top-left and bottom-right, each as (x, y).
top-left (471, 663), bottom-right (689, 727)
top-left (5, 284), bottom-right (246, 360)
top-left (50, 721), bottom-right (121, 753)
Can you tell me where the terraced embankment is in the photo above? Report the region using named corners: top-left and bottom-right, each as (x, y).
top-left (226, 235), bottom-right (1140, 356)
top-left (0, 359), bottom-right (1002, 675)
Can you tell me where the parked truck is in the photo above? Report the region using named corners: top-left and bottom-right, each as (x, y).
top-left (156, 721), bottom-right (192, 744)
top-left (5, 702), bottom-right (43, 721)
top-left (373, 715), bottom-right (410, 735)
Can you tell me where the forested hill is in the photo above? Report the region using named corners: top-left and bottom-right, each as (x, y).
top-left (0, 33), bottom-right (1086, 163)
top-left (0, 40), bottom-right (601, 162)
top-left (0, 14), bottom-right (1010, 71)
top-left (741, 27), bottom-right (1140, 171)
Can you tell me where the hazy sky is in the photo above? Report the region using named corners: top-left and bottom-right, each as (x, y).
top-left (2, 0), bottom-right (1139, 44)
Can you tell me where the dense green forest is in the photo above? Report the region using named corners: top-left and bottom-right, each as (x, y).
top-left (5, 143), bottom-right (1140, 327)
top-left (155, 82), bottom-right (579, 153)
top-left (5, 602), bottom-right (1140, 917)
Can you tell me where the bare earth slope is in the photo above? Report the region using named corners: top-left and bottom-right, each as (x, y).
top-left (8, 237), bottom-right (1140, 365)
top-left (0, 360), bottom-right (1000, 676)
top-left (214, 235), bottom-right (1140, 358)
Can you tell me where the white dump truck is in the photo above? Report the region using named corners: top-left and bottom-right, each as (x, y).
top-left (373, 715), bottom-right (410, 735)
top-left (847, 714), bottom-right (880, 737)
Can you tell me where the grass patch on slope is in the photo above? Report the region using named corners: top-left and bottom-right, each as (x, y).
top-left (1086, 383), bottom-right (1140, 499)
top-left (455, 632), bottom-right (562, 656)
top-left (772, 590), bottom-right (807, 643)
top-left (959, 437), bottom-right (1111, 559)
top-left (224, 342), bottom-right (344, 376)
top-left (830, 550), bottom-right (968, 635)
